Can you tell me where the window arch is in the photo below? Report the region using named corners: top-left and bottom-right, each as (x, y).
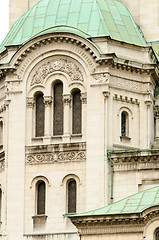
top-left (35, 93), bottom-right (45, 137)
top-left (72, 89), bottom-right (82, 134)
top-left (36, 180), bottom-right (46, 215)
top-left (53, 82), bottom-right (63, 135)
top-left (67, 179), bottom-right (77, 213)
top-left (121, 111), bottom-right (129, 137)
top-left (156, 230), bottom-right (159, 240)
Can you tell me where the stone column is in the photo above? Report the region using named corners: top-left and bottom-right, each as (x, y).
top-left (145, 100), bottom-right (152, 148)
top-left (81, 92), bottom-right (87, 138)
top-left (103, 91), bottom-right (110, 204)
top-left (44, 96), bottom-right (52, 137)
top-left (26, 97), bottom-right (35, 143)
top-left (63, 94), bottom-right (71, 143)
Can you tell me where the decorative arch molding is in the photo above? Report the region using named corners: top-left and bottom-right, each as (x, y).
top-left (117, 106), bottom-right (133, 118)
top-left (8, 34), bottom-right (98, 81)
top-left (61, 173), bottom-right (81, 186)
top-left (27, 55), bottom-right (87, 94)
top-left (30, 175), bottom-right (50, 188)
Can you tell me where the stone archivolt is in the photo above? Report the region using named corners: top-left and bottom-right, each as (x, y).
top-left (31, 58), bottom-right (84, 86)
top-left (25, 142), bottom-right (86, 164)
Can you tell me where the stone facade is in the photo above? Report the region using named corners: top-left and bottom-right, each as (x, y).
top-left (0, 0), bottom-right (159, 240)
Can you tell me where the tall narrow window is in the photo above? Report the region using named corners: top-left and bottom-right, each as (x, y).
top-left (121, 111), bottom-right (128, 137)
top-left (0, 189), bottom-right (2, 221)
top-left (37, 181), bottom-right (45, 215)
top-left (156, 230), bottom-right (159, 240)
top-left (72, 90), bottom-right (82, 134)
top-left (68, 179), bottom-right (76, 213)
top-left (53, 82), bottom-right (63, 135)
top-left (0, 121), bottom-right (3, 146)
top-left (35, 93), bottom-right (44, 137)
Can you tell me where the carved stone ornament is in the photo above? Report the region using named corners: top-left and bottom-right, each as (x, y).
top-left (26, 151), bottom-right (86, 164)
top-left (31, 59), bottom-right (84, 86)
top-left (63, 94), bottom-right (71, 105)
top-left (93, 73), bottom-right (109, 83)
top-left (44, 96), bottom-right (52, 107)
top-left (154, 106), bottom-right (159, 117)
top-left (26, 97), bottom-right (35, 108)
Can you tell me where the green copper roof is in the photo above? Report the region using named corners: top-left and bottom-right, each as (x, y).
top-left (0, 0), bottom-right (147, 53)
top-left (70, 186), bottom-right (159, 217)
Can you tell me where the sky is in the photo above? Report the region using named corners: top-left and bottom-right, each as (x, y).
top-left (0, 0), bottom-right (9, 44)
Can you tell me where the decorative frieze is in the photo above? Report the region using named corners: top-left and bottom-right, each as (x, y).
top-left (25, 142), bottom-right (86, 165)
top-left (113, 94), bottom-right (139, 105)
top-left (31, 58), bottom-right (84, 86)
top-left (108, 150), bottom-right (159, 171)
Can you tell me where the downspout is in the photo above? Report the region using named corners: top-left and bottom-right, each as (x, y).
top-left (108, 153), bottom-right (114, 204)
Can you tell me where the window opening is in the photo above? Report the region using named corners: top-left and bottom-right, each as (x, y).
top-left (53, 82), bottom-right (63, 135)
top-left (68, 179), bottom-right (76, 213)
top-left (72, 90), bottom-right (82, 134)
top-left (37, 181), bottom-right (45, 215)
top-left (35, 93), bottom-right (44, 137)
top-left (156, 230), bottom-right (159, 240)
top-left (121, 111), bottom-right (128, 137)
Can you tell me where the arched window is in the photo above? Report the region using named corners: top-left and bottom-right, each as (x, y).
top-left (0, 189), bottom-right (2, 221)
top-left (72, 90), bottom-right (82, 134)
top-left (0, 121), bottom-right (3, 146)
top-left (53, 82), bottom-right (63, 135)
top-left (35, 93), bottom-right (44, 137)
top-left (67, 179), bottom-right (76, 213)
top-left (156, 230), bottom-right (159, 240)
top-left (36, 181), bottom-right (46, 215)
top-left (121, 111), bottom-right (128, 137)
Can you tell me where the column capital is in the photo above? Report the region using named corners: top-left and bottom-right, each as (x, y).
top-left (103, 91), bottom-right (110, 100)
top-left (145, 100), bottom-right (152, 109)
top-left (63, 94), bottom-right (71, 105)
top-left (81, 92), bottom-right (87, 104)
top-left (44, 96), bottom-right (52, 107)
top-left (26, 97), bottom-right (34, 108)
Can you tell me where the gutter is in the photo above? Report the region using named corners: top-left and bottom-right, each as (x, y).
top-left (107, 153), bottom-right (114, 204)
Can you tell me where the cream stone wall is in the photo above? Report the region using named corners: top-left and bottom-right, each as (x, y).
top-left (120, 0), bottom-right (159, 42)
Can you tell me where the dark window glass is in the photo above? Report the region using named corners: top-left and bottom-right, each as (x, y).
top-left (156, 231), bottom-right (159, 240)
top-left (53, 82), bottom-right (63, 135)
top-left (68, 180), bottom-right (76, 213)
top-left (72, 91), bottom-right (82, 134)
top-left (121, 112), bottom-right (126, 137)
top-left (0, 122), bottom-right (3, 146)
top-left (37, 181), bottom-right (45, 215)
top-left (36, 94), bottom-right (44, 137)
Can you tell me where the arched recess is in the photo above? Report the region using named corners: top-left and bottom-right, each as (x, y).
top-left (34, 92), bottom-right (45, 137)
top-left (118, 106), bottom-right (133, 138)
top-left (62, 174), bottom-right (80, 214)
top-left (53, 80), bottom-right (63, 136)
top-left (71, 88), bottom-right (82, 134)
top-left (30, 176), bottom-right (50, 216)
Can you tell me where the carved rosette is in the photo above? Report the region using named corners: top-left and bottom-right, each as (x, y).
top-left (31, 59), bottom-right (84, 86)
top-left (26, 151), bottom-right (86, 164)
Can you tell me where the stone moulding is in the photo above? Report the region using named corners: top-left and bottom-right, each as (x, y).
top-left (25, 142), bottom-right (86, 165)
top-left (70, 209), bottom-right (159, 235)
top-left (108, 150), bottom-right (159, 171)
top-left (31, 58), bottom-right (84, 86)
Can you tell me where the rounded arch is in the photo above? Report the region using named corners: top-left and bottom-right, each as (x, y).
top-left (117, 106), bottom-right (133, 118)
top-left (69, 82), bottom-right (86, 94)
top-left (30, 175), bottom-right (50, 188)
top-left (28, 86), bottom-right (45, 98)
top-left (61, 174), bottom-right (81, 186)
